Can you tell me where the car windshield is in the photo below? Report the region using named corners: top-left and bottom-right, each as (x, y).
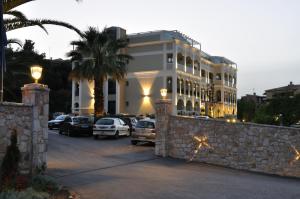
top-left (55, 115), bottom-right (66, 121)
top-left (136, 121), bottom-right (155, 129)
top-left (73, 117), bottom-right (89, 124)
top-left (96, 119), bottom-right (114, 125)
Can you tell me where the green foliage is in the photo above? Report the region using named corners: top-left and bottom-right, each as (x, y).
top-left (237, 99), bottom-right (257, 121)
top-left (0, 188), bottom-right (49, 199)
top-left (67, 27), bottom-right (132, 116)
top-left (30, 175), bottom-right (59, 194)
top-left (3, 40), bottom-right (72, 115)
top-left (253, 94), bottom-right (300, 126)
top-left (0, 130), bottom-right (20, 190)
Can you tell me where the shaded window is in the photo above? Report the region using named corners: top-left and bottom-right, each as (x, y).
top-left (186, 56), bottom-right (193, 68)
top-left (177, 99), bottom-right (184, 111)
top-left (177, 78), bottom-right (180, 93)
top-left (177, 53), bottom-right (184, 65)
top-left (185, 80), bottom-right (189, 95)
top-left (167, 54), bottom-right (173, 63)
top-left (216, 73), bottom-right (222, 80)
top-left (216, 90), bottom-right (221, 102)
top-left (167, 77), bottom-right (172, 93)
top-left (75, 82), bottom-right (79, 96)
top-left (108, 79), bottom-right (116, 94)
top-left (201, 70), bottom-right (206, 78)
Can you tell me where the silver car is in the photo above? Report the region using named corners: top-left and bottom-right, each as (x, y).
top-left (93, 118), bottom-right (130, 139)
top-left (131, 119), bottom-right (156, 145)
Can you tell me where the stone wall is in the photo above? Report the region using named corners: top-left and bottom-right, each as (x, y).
top-left (0, 84), bottom-right (49, 175)
top-left (155, 101), bottom-right (300, 178)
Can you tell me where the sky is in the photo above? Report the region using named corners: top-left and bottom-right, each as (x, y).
top-left (7, 0), bottom-right (300, 97)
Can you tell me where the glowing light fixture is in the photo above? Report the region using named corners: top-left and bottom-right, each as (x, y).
top-left (160, 88), bottom-right (167, 99)
top-left (30, 65), bottom-right (43, 83)
top-left (190, 135), bottom-right (212, 161)
top-left (290, 146), bottom-right (300, 164)
top-left (143, 88), bottom-right (150, 97)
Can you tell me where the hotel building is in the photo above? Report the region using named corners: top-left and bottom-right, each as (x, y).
top-left (72, 27), bottom-right (238, 118)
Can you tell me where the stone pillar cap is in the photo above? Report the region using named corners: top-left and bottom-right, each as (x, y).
top-left (21, 83), bottom-right (50, 91)
top-left (155, 99), bottom-right (172, 104)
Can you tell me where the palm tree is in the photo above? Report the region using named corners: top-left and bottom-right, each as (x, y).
top-left (3, 0), bottom-right (83, 36)
top-left (67, 27), bottom-right (132, 116)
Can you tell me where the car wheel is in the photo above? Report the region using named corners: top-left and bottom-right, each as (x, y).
top-left (94, 135), bottom-right (99, 140)
top-left (114, 131), bottom-right (119, 139)
top-left (131, 140), bottom-right (138, 145)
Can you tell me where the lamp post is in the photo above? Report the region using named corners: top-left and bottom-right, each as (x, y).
top-left (30, 65), bottom-right (43, 83)
top-left (160, 88), bottom-right (167, 99)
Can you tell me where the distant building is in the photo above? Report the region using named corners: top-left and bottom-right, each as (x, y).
top-left (72, 27), bottom-right (238, 118)
top-left (264, 82), bottom-right (300, 100)
top-left (240, 93), bottom-right (266, 106)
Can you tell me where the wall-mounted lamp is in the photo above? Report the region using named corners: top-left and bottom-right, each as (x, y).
top-left (160, 88), bottom-right (167, 99)
top-left (30, 65), bottom-right (43, 83)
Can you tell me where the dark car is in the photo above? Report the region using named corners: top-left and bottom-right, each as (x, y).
top-left (59, 116), bottom-right (93, 136)
top-left (48, 115), bottom-right (69, 130)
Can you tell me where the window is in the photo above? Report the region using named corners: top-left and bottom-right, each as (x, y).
top-left (201, 70), bottom-right (206, 78)
top-left (180, 79), bottom-right (184, 94)
top-left (194, 60), bottom-right (200, 71)
top-left (126, 101), bottom-right (129, 107)
top-left (216, 73), bottom-right (222, 80)
top-left (186, 57), bottom-right (193, 68)
top-left (167, 77), bottom-right (172, 93)
top-left (75, 82), bottom-right (79, 96)
top-left (167, 54), bottom-right (173, 63)
top-left (108, 79), bottom-right (116, 94)
top-left (185, 80), bottom-right (189, 95)
top-left (216, 90), bottom-right (221, 102)
top-left (126, 81), bottom-right (129, 86)
top-left (177, 78), bottom-right (180, 93)
top-left (177, 53), bottom-right (184, 65)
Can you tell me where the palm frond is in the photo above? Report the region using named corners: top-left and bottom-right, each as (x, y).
top-left (4, 10), bottom-right (28, 21)
top-left (7, 38), bottom-right (23, 47)
top-left (39, 19), bottom-right (83, 36)
top-left (3, 0), bottom-right (34, 12)
top-left (4, 18), bottom-right (48, 33)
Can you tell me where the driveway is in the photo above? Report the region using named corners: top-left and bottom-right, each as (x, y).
top-left (47, 130), bottom-right (300, 199)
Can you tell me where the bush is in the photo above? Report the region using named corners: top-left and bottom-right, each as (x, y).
top-left (0, 130), bottom-right (21, 190)
top-left (0, 188), bottom-right (49, 199)
top-left (30, 175), bottom-right (59, 194)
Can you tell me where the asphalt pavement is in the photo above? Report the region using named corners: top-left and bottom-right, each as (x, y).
top-left (47, 130), bottom-right (300, 199)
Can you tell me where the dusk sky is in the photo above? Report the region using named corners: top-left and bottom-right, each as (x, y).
top-left (7, 0), bottom-right (300, 97)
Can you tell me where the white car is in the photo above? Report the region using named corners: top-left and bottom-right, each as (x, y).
top-left (93, 117), bottom-right (130, 139)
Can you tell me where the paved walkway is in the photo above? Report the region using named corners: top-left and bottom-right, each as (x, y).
top-left (47, 130), bottom-right (300, 199)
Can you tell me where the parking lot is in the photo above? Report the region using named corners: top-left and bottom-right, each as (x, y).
top-left (47, 130), bottom-right (300, 199)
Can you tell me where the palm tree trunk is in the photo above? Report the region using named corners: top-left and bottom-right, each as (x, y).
top-left (94, 77), bottom-right (105, 117)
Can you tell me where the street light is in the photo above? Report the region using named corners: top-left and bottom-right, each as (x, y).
top-left (30, 65), bottom-right (43, 83)
top-left (160, 88), bottom-right (167, 99)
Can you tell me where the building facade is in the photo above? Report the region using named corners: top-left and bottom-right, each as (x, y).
top-left (72, 27), bottom-right (238, 118)
top-left (264, 82), bottom-right (300, 100)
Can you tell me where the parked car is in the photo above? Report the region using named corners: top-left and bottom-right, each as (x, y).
top-left (131, 119), bottom-right (156, 145)
top-left (291, 122), bottom-right (300, 128)
top-left (93, 117), bottom-right (130, 139)
top-left (59, 116), bottom-right (93, 136)
top-left (195, 115), bottom-right (210, 119)
top-left (48, 115), bottom-right (69, 130)
top-left (106, 115), bottom-right (138, 135)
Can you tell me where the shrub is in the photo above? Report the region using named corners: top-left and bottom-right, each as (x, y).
top-left (0, 188), bottom-right (49, 199)
top-left (0, 130), bottom-right (21, 190)
top-left (30, 175), bottom-right (59, 194)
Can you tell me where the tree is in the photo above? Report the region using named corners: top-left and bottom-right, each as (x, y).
top-left (2, 0), bottom-right (82, 36)
top-left (67, 27), bottom-right (132, 116)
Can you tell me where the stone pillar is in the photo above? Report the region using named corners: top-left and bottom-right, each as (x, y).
top-left (155, 99), bottom-right (172, 157)
top-left (22, 83), bottom-right (49, 172)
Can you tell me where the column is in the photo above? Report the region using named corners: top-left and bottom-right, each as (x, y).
top-left (155, 99), bottom-right (172, 157)
top-left (104, 80), bottom-right (108, 113)
top-left (22, 83), bottom-right (50, 173)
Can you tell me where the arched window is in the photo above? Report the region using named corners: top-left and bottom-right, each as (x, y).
top-left (186, 101), bottom-right (193, 111)
top-left (177, 99), bottom-right (184, 111)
